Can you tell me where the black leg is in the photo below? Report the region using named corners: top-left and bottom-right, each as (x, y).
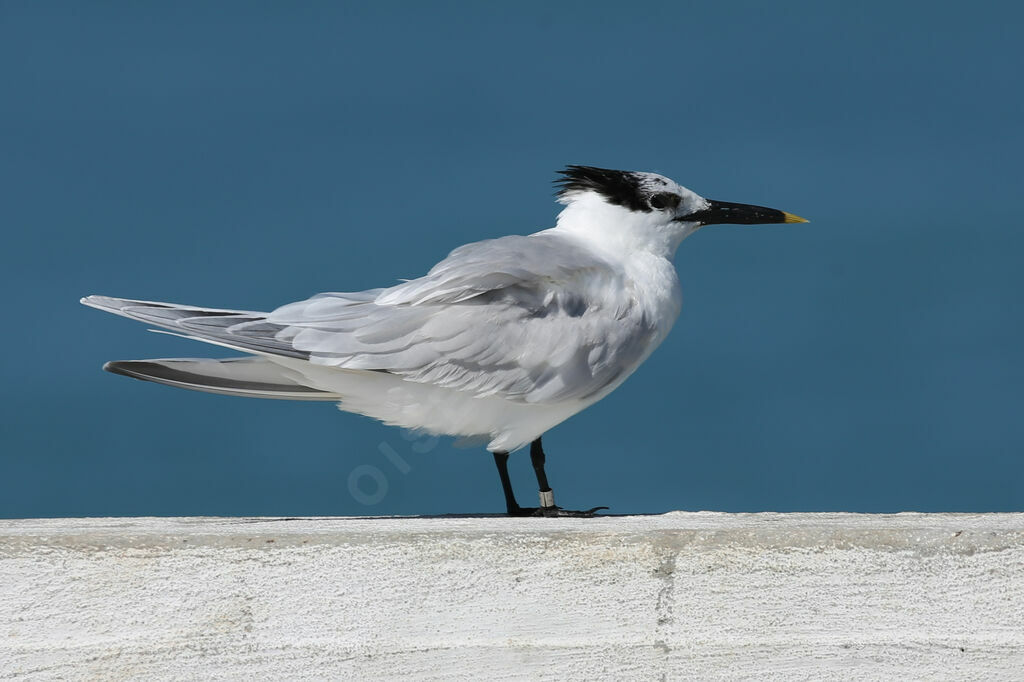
top-left (530, 438), bottom-right (552, 495)
top-left (493, 451), bottom-right (533, 517)
top-left (491, 438), bottom-right (608, 518)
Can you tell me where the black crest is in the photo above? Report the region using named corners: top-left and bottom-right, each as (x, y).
top-left (554, 165), bottom-right (650, 213)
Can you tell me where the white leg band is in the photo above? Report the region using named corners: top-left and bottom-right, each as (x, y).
top-left (539, 489), bottom-right (555, 508)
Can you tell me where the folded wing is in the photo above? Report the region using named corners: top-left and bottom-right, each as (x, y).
top-left (269, 233), bottom-right (658, 403)
top-left (84, 232), bottom-right (659, 405)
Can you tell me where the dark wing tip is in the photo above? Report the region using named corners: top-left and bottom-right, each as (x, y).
top-left (103, 360), bottom-right (138, 377)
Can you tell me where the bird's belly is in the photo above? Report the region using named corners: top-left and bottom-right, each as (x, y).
top-left (270, 358), bottom-right (589, 452)
top-left (267, 265), bottom-right (679, 451)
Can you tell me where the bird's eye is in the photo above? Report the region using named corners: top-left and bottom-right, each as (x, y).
top-left (649, 192), bottom-right (680, 210)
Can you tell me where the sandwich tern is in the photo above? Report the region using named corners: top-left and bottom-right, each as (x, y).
top-left (82, 166), bottom-right (806, 516)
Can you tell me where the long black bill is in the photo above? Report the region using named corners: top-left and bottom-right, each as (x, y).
top-left (680, 199), bottom-right (808, 226)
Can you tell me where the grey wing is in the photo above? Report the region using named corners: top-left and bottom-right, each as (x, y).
top-left (81, 295), bottom-right (311, 358)
top-left (81, 289), bottom-right (388, 359)
top-left (266, 233), bottom-right (659, 403)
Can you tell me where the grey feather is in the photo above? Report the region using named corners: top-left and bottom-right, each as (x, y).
top-left (83, 231), bottom-right (661, 404)
top-left (266, 232), bottom-right (659, 403)
top-left (103, 357), bottom-right (339, 400)
top-left (81, 295), bottom-right (308, 359)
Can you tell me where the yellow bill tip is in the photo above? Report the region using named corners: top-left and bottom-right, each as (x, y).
top-left (782, 212), bottom-right (809, 224)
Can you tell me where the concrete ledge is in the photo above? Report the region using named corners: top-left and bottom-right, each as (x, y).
top-left (2, 513), bottom-right (1022, 680)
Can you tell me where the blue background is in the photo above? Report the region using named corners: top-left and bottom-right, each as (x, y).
top-left (2, 2), bottom-right (1021, 517)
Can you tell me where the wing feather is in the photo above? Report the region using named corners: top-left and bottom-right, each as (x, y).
top-left (265, 232), bottom-right (658, 403)
top-left (85, 232), bottom-right (660, 404)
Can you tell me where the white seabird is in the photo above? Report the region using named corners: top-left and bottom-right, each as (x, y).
top-left (82, 165), bottom-right (807, 516)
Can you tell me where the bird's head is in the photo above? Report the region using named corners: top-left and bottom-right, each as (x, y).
top-left (553, 165), bottom-right (807, 257)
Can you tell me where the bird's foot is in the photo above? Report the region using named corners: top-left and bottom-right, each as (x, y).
top-left (507, 505), bottom-right (608, 517)
top-left (506, 489), bottom-right (608, 517)
top-left (534, 505), bottom-right (609, 517)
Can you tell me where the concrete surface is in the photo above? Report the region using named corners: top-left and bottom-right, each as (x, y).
top-left (1, 512), bottom-right (1022, 680)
